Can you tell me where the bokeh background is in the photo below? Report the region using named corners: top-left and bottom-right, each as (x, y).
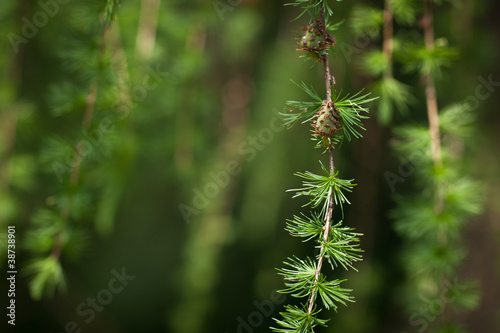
top-left (1, 0), bottom-right (499, 332)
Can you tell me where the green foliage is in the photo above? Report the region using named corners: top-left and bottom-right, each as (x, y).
top-left (314, 277), bottom-right (352, 310)
top-left (289, 164), bottom-right (355, 214)
top-left (283, 83), bottom-right (374, 147)
top-left (360, 50), bottom-right (390, 77)
top-left (320, 222), bottom-right (363, 270)
top-left (333, 90), bottom-right (374, 141)
top-left (392, 2), bottom-right (482, 332)
top-left (272, 305), bottom-right (328, 333)
top-left (373, 77), bottom-right (413, 125)
top-left (273, 1), bottom-right (372, 331)
top-left (23, 256), bottom-right (66, 301)
top-left (282, 82), bottom-right (323, 127)
top-left (390, 0), bottom-right (418, 25)
top-left (439, 103), bottom-right (476, 138)
top-left (48, 83), bottom-right (88, 117)
top-left (286, 0), bottom-right (335, 21)
top-left (275, 161), bottom-right (362, 331)
top-left (286, 213), bottom-right (325, 242)
top-left (351, 0), bottom-right (485, 331)
top-left (18, 0), bottom-right (129, 300)
top-left (24, 210), bottom-right (65, 254)
top-left (349, 5), bottom-right (384, 37)
top-left (102, 0), bottom-right (121, 25)
top-left (392, 119), bottom-right (484, 327)
top-left (392, 125), bottom-right (432, 158)
top-left (451, 280), bottom-right (481, 310)
top-left (400, 41), bottom-right (458, 78)
top-left (350, 2), bottom-right (415, 125)
top-left (0, 0), bottom-right (495, 331)
top-left (279, 256), bottom-right (318, 296)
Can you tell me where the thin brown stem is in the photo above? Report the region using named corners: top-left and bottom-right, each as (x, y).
top-left (322, 54), bottom-right (334, 102)
top-left (307, 148), bottom-right (335, 314)
top-left (383, 0), bottom-right (394, 78)
top-left (321, 10), bottom-right (335, 101)
top-left (423, 1), bottom-right (449, 326)
top-left (135, 0), bottom-right (160, 62)
top-left (307, 9), bottom-right (336, 316)
top-left (422, 0), bottom-right (445, 218)
top-left (423, 0), bottom-right (442, 170)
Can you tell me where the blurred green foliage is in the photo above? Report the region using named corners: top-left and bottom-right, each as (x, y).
top-left (0, 0), bottom-right (499, 332)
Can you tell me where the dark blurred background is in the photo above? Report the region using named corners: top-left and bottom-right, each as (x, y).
top-left (0, 0), bottom-right (499, 332)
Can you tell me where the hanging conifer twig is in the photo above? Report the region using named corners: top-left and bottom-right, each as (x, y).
top-left (23, 0), bottom-right (122, 301)
top-left (272, 1), bottom-right (376, 331)
top-left (351, 0), bottom-right (484, 330)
